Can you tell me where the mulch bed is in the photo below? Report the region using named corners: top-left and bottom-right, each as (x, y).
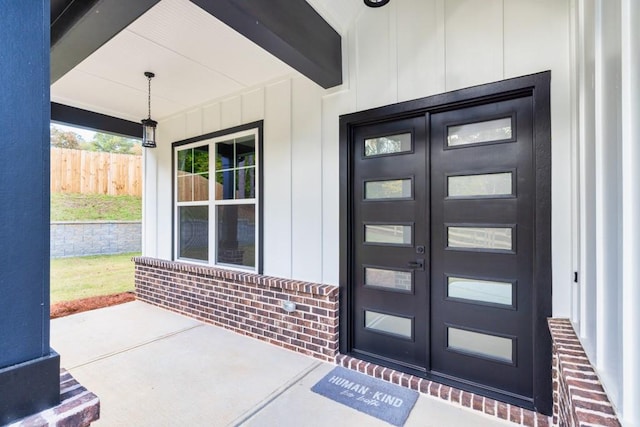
top-left (50, 292), bottom-right (136, 319)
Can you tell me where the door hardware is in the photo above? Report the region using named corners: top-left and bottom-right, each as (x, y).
top-left (408, 259), bottom-right (425, 271)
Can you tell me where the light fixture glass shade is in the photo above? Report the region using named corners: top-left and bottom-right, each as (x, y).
top-left (141, 118), bottom-right (157, 148)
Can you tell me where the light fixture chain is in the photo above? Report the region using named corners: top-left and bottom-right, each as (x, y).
top-left (147, 75), bottom-right (152, 120)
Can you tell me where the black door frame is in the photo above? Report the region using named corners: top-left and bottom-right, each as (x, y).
top-left (339, 71), bottom-right (552, 414)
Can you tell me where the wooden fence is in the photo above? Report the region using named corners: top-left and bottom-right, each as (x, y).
top-left (50, 147), bottom-right (142, 196)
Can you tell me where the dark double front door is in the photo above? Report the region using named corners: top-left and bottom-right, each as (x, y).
top-left (349, 95), bottom-right (537, 402)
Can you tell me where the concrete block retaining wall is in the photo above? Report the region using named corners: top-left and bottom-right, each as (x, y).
top-left (51, 221), bottom-right (141, 258)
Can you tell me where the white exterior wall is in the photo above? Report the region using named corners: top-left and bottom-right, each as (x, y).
top-left (327, 0), bottom-right (574, 302)
top-left (142, 0), bottom-right (640, 421)
top-left (144, 0), bottom-right (572, 300)
top-left (144, 0), bottom-right (640, 414)
top-left (573, 0), bottom-right (640, 424)
top-left (620, 0), bottom-right (640, 423)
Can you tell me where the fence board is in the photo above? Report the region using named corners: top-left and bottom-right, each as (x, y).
top-left (50, 147), bottom-right (142, 196)
top-left (50, 148), bottom-right (61, 192)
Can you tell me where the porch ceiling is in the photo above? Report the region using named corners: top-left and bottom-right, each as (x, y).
top-left (50, 0), bottom-right (357, 125)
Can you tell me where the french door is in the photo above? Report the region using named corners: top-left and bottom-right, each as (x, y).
top-left (341, 73), bottom-right (552, 411)
top-left (351, 116), bottom-right (429, 371)
top-left (429, 97), bottom-right (534, 398)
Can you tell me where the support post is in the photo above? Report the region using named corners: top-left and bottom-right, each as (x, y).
top-left (0, 1), bottom-right (61, 424)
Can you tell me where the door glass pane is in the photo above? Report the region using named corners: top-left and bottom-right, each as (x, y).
top-left (447, 227), bottom-right (512, 251)
top-left (365, 268), bottom-right (412, 292)
top-left (448, 277), bottom-right (512, 306)
top-left (447, 117), bottom-right (512, 147)
top-left (448, 327), bottom-right (513, 363)
top-left (365, 225), bottom-right (412, 245)
top-left (178, 206), bottom-right (208, 261)
top-left (448, 172), bottom-right (512, 197)
top-left (217, 204), bottom-right (255, 268)
top-left (364, 133), bottom-right (411, 156)
top-left (365, 310), bottom-right (412, 338)
top-left (365, 179), bottom-right (412, 200)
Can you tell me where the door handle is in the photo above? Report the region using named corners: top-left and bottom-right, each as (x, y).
top-left (407, 259), bottom-right (425, 271)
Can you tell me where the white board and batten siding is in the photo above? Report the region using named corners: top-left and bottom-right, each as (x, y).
top-left (140, 0), bottom-right (640, 422)
top-left (144, 0), bottom-right (572, 311)
top-left (573, 1), bottom-right (640, 424)
top-left (147, 77), bottom-right (326, 283)
top-left (347, 0), bottom-right (573, 319)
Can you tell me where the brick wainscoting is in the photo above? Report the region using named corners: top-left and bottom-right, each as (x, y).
top-left (548, 319), bottom-right (621, 426)
top-left (133, 257), bottom-right (339, 362)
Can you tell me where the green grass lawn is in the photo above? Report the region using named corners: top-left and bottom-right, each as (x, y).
top-left (51, 193), bottom-right (141, 221)
top-left (50, 253), bottom-right (138, 303)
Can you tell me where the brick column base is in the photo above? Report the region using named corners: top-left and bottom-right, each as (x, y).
top-left (9, 370), bottom-right (99, 427)
top-left (548, 319), bottom-right (621, 426)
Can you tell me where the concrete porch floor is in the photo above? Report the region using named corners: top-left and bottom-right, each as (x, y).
top-left (51, 301), bottom-right (514, 426)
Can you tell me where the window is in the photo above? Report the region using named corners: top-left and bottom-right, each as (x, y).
top-left (174, 125), bottom-right (261, 272)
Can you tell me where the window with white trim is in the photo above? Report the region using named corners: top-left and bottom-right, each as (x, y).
top-left (174, 126), bottom-right (260, 271)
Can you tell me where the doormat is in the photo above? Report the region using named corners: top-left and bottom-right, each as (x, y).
top-left (311, 367), bottom-right (418, 426)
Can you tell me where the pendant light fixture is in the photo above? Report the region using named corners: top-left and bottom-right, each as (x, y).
top-left (141, 71), bottom-right (157, 148)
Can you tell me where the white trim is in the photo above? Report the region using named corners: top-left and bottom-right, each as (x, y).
top-left (173, 127), bottom-right (260, 273)
top-left (620, 0), bottom-right (640, 423)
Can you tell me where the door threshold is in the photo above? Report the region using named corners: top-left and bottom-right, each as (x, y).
top-left (336, 354), bottom-right (551, 426)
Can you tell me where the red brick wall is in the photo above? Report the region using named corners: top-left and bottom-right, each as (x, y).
top-left (548, 319), bottom-right (621, 427)
top-left (14, 370), bottom-right (100, 426)
top-left (337, 354), bottom-right (552, 426)
top-left (133, 257), bottom-right (339, 362)
top-left (135, 258), bottom-right (592, 425)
